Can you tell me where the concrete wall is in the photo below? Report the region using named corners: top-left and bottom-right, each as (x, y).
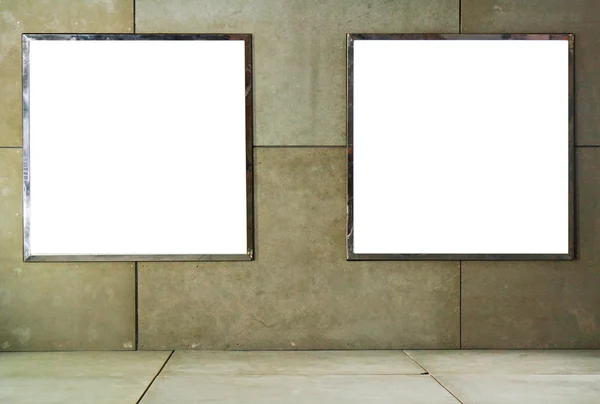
top-left (0, 0), bottom-right (135, 351)
top-left (0, 0), bottom-right (598, 350)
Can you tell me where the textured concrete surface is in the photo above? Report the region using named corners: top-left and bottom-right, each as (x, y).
top-left (3, 351), bottom-right (599, 403)
top-left (412, 350), bottom-right (600, 403)
top-left (135, 0), bottom-right (459, 145)
top-left (141, 375), bottom-right (460, 404)
top-left (461, 149), bottom-right (600, 348)
top-left (3, 0), bottom-right (599, 351)
top-left (406, 350), bottom-right (600, 375)
top-left (0, 150), bottom-right (135, 350)
top-left (462, 0), bottom-right (600, 146)
top-left (138, 148), bottom-right (460, 350)
top-left (143, 353), bottom-right (457, 404)
top-left (155, 351), bottom-right (425, 375)
top-left (435, 375), bottom-right (600, 404)
top-left (0, 351), bottom-right (170, 404)
top-left (0, 0), bottom-right (133, 146)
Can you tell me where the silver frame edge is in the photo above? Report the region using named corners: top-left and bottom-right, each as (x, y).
top-left (21, 33), bottom-right (255, 262)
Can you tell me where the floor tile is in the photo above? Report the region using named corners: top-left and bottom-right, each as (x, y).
top-left (138, 149), bottom-right (459, 350)
top-left (436, 374), bottom-right (600, 404)
top-left (140, 374), bottom-right (459, 404)
top-left (136, 0), bottom-right (458, 145)
top-left (406, 350), bottom-right (600, 374)
top-left (0, 351), bottom-right (171, 404)
top-left (162, 350), bottom-right (424, 375)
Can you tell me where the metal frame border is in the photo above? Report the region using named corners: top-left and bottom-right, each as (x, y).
top-left (346, 33), bottom-right (575, 261)
top-left (22, 33), bottom-right (254, 262)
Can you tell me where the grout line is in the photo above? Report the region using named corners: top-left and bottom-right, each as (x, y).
top-left (133, 0), bottom-right (136, 33)
top-left (459, 0), bottom-right (462, 33)
top-left (135, 262), bottom-right (139, 350)
top-left (8, 142), bottom-right (592, 149)
top-left (459, 260), bottom-right (462, 349)
top-left (255, 145), bottom-right (345, 148)
top-left (254, 144), bottom-right (600, 149)
top-left (430, 374), bottom-right (465, 404)
top-left (136, 350), bottom-right (175, 404)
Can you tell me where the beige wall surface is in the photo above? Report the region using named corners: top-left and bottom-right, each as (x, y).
top-left (136, 0), bottom-right (459, 146)
top-left (459, 0), bottom-right (600, 348)
top-left (0, 0), bottom-right (598, 350)
top-left (138, 148), bottom-right (460, 350)
top-left (0, 0), bottom-right (135, 350)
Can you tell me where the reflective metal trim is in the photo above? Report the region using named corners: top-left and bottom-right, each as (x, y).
top-left (22, 33), bottom-right (255, 262)
top-left (346, 33), bottom-right (575, 261)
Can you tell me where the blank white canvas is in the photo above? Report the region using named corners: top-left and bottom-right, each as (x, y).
top-left (27, 39), bottom-right (248, 256)
top-left (352, 39), bottom-right (569, 255)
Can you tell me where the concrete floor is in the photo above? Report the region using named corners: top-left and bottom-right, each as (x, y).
top-left (1, 351), bottom-right (599, 403)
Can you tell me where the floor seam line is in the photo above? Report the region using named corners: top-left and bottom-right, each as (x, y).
top-left (148, 373), bottom-right (431, 377)
top-left (136, 350), bottom-right (174, 404)
top-left (430, 373), bottom-right (465, 404)
top-left (402, 350), bottom-right (430, 375)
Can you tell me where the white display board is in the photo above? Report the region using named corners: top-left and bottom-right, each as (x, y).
top-left (23, 34), bottom-right (253, 261)
top-left (347, 34), bottom-right (573, 260)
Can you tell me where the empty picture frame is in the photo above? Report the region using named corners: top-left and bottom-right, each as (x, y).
top-left (22, 34), bottom-right (253, 261)
top-left (347, 34), bottom-right (574, 260)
